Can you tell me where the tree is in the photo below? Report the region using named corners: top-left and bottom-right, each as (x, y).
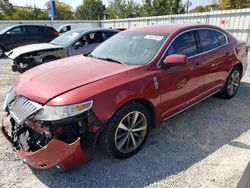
top-left (190, 5), bottom-right (211, 13)
top-left (219, 0), bottom-right (247, 9)
top-left (105, 0), bottom-right (127, 19)
top-left (0, 0), bottom-right (13, 18)
top-left (140, 0), bottom-right (155, 16)
top-left (55, 0), bottom-right (74, 20)
top-left (3, 5), bottom-right (48, 20)
top-left (76, 0), bottom-right (105, 20)
top-left (152, 0), bottom-right (184, 16)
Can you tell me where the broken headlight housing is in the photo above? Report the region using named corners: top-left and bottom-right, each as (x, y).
top-left (35, 100), bottom-right (93, 121)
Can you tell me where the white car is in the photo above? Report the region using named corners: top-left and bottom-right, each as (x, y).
top-left (7, 28), bottom-right (119, 72)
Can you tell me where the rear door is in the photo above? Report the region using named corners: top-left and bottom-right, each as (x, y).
top-left (25, 26), bottom-right (45, 44)
top-left (158, 31), bottom-right (208, 119)
top-left (195, 29), bottom-right (232, 93)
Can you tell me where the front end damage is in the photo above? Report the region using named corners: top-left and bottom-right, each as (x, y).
top-left (1, 88), bottom-right (106, 170)
top-left (9, 49), bottom-right (65, 73)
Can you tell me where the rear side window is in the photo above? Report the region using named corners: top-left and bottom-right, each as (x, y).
top-left (166, 31), bottom-right (198, 57)
top-left (26, 26), bottom-right (44, 33)
top-left (216, 31), bottom-right (227, 46)
top-left (197, 30), bottom-right (220, 52)
top-left (102, 31), bottom-right (118, 40)
top-left (45, 27), bottom-right (57, 33)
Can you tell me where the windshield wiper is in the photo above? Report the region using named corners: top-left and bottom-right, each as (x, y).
top-left (88, 55), bottom-right (124, 64)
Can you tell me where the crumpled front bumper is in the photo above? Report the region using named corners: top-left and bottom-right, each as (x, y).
top-left (1, 121), bottom-right (90, 170)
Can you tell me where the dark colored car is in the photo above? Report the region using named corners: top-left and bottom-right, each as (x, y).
top-left (1, 24), bottom-right (248, 170)
top-left (7, 28), bottom-right (119, 72)
top-left (0, 25), bottom-right (59, 57)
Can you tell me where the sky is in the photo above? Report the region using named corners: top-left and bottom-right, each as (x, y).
top-left (9, 0), bottom-right (214, 10)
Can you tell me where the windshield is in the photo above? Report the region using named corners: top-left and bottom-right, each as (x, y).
top-left (90, 32), bottom-right (169, 65)
top-left (0, 26), bottom-right (11, 34)
top-left (50, 30), bottom-right (81, 46)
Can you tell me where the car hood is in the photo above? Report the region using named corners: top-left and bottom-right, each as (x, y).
top-left (15, 55), bottom-right (138, 104)
top-left (7, 43), bottom-right (63, 59)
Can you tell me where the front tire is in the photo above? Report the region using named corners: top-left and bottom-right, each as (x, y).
top-left (98, 102), bottom-right (150, 159)
top-left (217, 66), bottom-right (241, 99)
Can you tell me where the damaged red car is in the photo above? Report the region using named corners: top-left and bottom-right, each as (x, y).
top-left (1, 24), bottom-right (248, 170)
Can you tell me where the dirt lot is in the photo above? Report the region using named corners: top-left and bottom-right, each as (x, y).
top-left (0, 56), bottom-right (250, 188)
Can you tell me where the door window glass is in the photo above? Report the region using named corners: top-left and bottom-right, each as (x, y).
top-left (8, 27), bottom-right (25, 34)
top-left (87, 32), bottom-right (103, 44)
top-left (197, 30), bottom-right (220, 52)
top-left (166, 31), bottom-right (198, 57)
top-left (102, 31), bottom-right (117, 40)
top-left (215, 31), bottom-right (227, 46)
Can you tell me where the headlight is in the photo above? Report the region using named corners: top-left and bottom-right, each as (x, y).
top-left (35, 100), bottom-right (93, 121)
top-left (3, 86), bottom-right (15, 111)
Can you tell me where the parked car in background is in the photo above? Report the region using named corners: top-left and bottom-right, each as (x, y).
top-left (0, 25), bottom-right (59, 57)
top-left (57, 23), bottom-right (93, 34)
top-left (2, 24), bottom-right (248, 170)
top-left (7, 28), bottom-right (119, 72)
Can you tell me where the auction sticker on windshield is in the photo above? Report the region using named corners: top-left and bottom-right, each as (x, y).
top-left (144, 35), bottom-right (164, 41)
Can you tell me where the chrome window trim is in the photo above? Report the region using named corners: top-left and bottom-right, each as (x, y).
top-left (157, 27), bottom-right (229, 68)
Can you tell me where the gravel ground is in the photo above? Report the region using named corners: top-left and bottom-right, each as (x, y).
top-left (0, 56), bottom-right (250, 188)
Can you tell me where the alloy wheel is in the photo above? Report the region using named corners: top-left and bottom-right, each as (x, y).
top-left (227, 70), bottom-right (240, 96)
top-left (114, 111), bottom-right (147, 153)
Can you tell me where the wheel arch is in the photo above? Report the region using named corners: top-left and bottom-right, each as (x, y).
top-left (42, 55), bottom-right (58, 62)
top-left (235, 63), bottom-right (243, 76)
top-left (107, 98), bottom-right (157, 128)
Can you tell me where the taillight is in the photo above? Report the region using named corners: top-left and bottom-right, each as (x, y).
top-left (52, 31), bottom-right (59, 37)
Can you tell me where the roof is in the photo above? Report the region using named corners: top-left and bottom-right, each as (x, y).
top-left (127, 23), bottom-right (218, 34)
top-left (9, 24), bottom-right (53, 28)
top-left (69, 27), bottom-right (120, 33)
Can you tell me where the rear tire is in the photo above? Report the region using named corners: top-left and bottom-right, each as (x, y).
top-left (0, 46), bottom-right (5, 58)
top-left (216, 66), bottom-right (241, 99)
top-left (98, 102), bottom-right (150, 159)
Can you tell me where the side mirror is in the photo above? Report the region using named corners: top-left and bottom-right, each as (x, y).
top-left (74, 41), bottom-right (83, 49)
top-left (5, 31), bottom-right (11, 35)
top-left (163, 54), bottom-right (187, 66)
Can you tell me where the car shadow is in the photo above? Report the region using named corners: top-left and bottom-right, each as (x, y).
top-left (32, 82), bottom-right (250, 188)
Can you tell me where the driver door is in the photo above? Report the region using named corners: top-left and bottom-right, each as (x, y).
top-left (68, 32), bottom-right (103, 56)
top-left (3, 26), bottom-right (28, 50)
top-left (158, 31), bottom-right (207, 119)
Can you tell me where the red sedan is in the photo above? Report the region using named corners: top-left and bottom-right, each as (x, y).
top-left (2, 24), bottom-right (248, 170)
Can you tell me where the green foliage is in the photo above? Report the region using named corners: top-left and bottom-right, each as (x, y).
top-left (219, 0), bottom-right (247, 9)
top-left (3, 6), bottom-right (48, 20)
top-left (76, 0), bottom-right (105, 20)
top-left (0, 0), bottom-right (195, 20)
top-left (55, 0), bottom-right (74, 20)
top-left (190, 5), bottom-right (211, 13)
top-left (105, 0), bottom-right (141, 19)
top-left (0, 0), bottom-right (74, 20)
top-left (105, 0), bottom-right (185, 19)
top-left (140, 0), bottom-right (154, 16)
top-left (152, 0), bottom-right (184, 15)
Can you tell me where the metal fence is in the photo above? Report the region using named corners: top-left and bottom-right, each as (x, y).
top-left (101, 8), bottom-right (250, 46)
top-left (0, 8), bottom-right (249, 46)
top-left (0, 20), bottom-right (100, 30)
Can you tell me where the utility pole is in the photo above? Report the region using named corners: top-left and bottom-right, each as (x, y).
top-left (186, 0), bottom-right (192, 13)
